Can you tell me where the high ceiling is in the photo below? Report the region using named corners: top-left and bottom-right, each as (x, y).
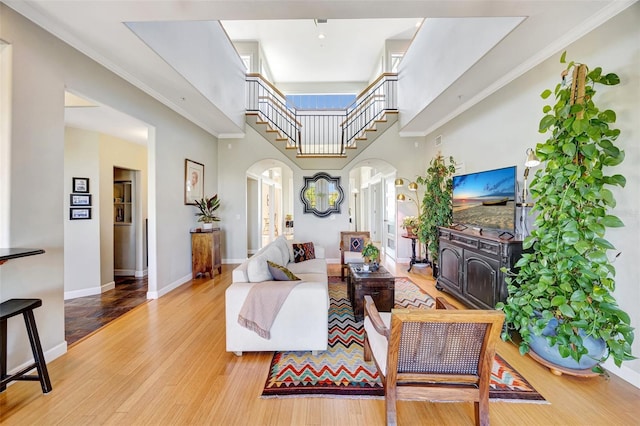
top-left (4, 0), bottom-right (633, 142)
top-left (221, 18), bottom-right (421, 84)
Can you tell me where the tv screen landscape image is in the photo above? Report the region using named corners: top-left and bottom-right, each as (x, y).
top-left (452, 165), bottom-right (517, 232)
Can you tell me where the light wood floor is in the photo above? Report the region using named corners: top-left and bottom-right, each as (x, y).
top-left (2, 261), bottom-right (639, 425)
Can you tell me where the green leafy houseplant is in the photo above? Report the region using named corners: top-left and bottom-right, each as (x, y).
top-left (416, 154), bottom-right (456, 266)
top-left (194, 194), bottom-right (221, 223)
top-left (361, 241), bottom-right (380, 263)
top-left (401, 216), bottom-right (419, 229)
top-left (497, 53), bottom-right (634, 369)
top-left (401, 216), bottom-right (419, 236)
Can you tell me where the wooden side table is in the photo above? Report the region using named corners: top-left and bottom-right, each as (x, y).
top-left (401, 234), bottom-right (430, 272)
top-left (190, 229), bottom-right (221, 279)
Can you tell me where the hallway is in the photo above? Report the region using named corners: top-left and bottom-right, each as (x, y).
top-left (64, 276), bottom-right (148, 346)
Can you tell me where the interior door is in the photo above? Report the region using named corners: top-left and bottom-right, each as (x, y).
top-left (384, 176), bottom-right (396, 259)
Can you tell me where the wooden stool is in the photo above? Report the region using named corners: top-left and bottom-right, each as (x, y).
top-left (1, 299), bottom-right (52, 393)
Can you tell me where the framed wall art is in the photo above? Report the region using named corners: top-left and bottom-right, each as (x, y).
top-left (72, 177), bottom-right (90, 193)
top-left (185, 159), bottom-right (204, 205)
top-left (70, 194), bottom-right (92, 206)
top-left (300, 172), bottom-right (344, 217)
top-left (70, 208), bottom-right (92, 220)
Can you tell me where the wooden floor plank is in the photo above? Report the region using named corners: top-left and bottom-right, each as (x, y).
top-left (1, 262), bottom-right (639, 425)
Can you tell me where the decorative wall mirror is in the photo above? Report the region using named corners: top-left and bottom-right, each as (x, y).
top-left (300, 172), bottom-right (345, 217)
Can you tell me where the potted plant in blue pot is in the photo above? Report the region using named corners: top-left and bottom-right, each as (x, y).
top-left (497, 53), bottom-right (634, 374)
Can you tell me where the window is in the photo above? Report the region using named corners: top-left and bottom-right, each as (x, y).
top-left (390, 53), bottom-right (404, 73)
top-left (286, 94), bottom-right (356, 110)
top-left (240, 55), bottom-right (251, 72)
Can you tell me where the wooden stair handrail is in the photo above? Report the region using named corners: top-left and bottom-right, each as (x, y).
top-left (257, 95), bottom-right (302, 127)
top-left (246, 73), bottom-right (287, 100)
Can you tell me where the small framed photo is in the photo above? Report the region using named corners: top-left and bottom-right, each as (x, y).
top-left (185, 159), bottom-right (204, 205)
top-left (70, 194), bottom-right (92, 206)
top-left (73, 177), bottom-right (90, 193)
top-left (70, 208), bottom-right (91, 220)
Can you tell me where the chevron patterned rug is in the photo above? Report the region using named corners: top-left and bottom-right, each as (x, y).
top-left (262, 279), bottom-right (545, 402)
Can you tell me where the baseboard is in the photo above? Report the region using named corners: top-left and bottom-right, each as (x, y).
top-left (114, 269), bottom-right (135, 276)
top-left (225, 258), bottom-right (247, 264)
top-left (603, 359), bottom-right (640, 389)
top-left (64, 281), bottom-right (114, 300)
top-left (146, 272), bottom-right (191, 299)
top-left (3, 341), bottom-right (67, 389)
top-left (134, 269), bottom-right (148, 278)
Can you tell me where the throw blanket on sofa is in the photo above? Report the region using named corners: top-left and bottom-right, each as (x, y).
top-left (238, 280), bottom-right (302, 339)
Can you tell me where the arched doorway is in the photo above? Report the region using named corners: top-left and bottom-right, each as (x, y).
top-left (246, 159), bottom-right (294, 256)
top-left (348, 160), bottom-right (402, 262)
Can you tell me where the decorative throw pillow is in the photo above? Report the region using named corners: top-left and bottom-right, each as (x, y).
top-left (246, 252), bottom-right (273, 282)
top-left (350, 237), bottom-right (364, 252)
top-left (292, 242), bottom-right (315, 263)
top-left (267, 261), bottom-right (301, 281)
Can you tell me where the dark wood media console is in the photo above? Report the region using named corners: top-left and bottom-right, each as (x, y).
top-left (436, 227), bottom-right (523, 309)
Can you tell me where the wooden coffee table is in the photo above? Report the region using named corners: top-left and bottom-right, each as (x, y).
top-left (347, 263), bottom-right (395, 321)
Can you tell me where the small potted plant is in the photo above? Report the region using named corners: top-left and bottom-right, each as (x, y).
top-left (361, 241), bottom-right (380, 271)
top-left (401, 216), bottom-right (419, 237)
top-left (194, 194), bottom-right (221, 229)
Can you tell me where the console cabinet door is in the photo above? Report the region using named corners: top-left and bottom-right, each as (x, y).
top-left (463, 250), bottom-right (500, 309)
top-left (438, 241), bottom-right (463, 293)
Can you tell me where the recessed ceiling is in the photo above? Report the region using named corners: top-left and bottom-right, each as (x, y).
top-left (221, 18), bottom-right (421, 84)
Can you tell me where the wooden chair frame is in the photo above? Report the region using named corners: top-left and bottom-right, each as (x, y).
top-left (339, 231), bottom-right (370, 279)
top-left (363, 295), bottom-right (505, 426)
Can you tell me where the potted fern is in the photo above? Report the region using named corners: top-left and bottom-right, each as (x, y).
top-left (416, 154), bottom-right (456, 277)
top-left (497, 53), bottom-right (634, 373)
top-left (194, 194), bottom-right (221, 229)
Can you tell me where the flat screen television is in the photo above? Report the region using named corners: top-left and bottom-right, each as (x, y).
top-left (452, 165), bottom-right (517, 233)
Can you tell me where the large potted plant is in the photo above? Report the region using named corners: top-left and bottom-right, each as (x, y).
top-left (416, 154), bottom-right (456, 277)
top-left (498, 53), bottom-right (634, 372)
top-left (194, 194), bottom-right (221, 229)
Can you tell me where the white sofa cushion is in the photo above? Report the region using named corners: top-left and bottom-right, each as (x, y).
top-left (247, 244), bottom-right (285, 282)
top-left (364, 312), bottom-right (391, 376)
top-left (272, 236), bottom-right (291, 266)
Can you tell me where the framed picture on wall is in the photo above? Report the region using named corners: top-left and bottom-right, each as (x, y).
top-left (70, 194), bottom-right (92, 206)
top-left (185, 159), bottom-right (204, 205)
top-left (70, 208), bottom-right (92, 220)
top-left (72, 177), bottom-right (90, 193)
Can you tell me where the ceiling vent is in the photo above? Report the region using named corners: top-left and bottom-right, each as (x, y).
top-left (314, 19), bottom-right (328, 25)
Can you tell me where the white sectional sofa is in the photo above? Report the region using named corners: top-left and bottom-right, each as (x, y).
top-left (226, 236), bottom-right (329, 355)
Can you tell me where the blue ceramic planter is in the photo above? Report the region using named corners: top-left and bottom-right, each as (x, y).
top-left (528, 318), bottom-right (606, 370)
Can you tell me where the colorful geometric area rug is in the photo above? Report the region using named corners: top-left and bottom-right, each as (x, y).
top-left (262, 278), bottom-right (546, 403)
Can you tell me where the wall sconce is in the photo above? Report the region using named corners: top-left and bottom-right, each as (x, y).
top-left (522, 148), bottom-right (541, 204)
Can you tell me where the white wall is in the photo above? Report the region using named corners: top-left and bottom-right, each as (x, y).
top-left (99, 134), bottom-right (148, 287)
top-left (64, 127), bottom-right (102, 298)
top-left (1, 5), bottom-right (218, 369)
top-left (219, 124), bottom-right (426, 263)
top-left (422, 5), bottom-right (640, 384)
